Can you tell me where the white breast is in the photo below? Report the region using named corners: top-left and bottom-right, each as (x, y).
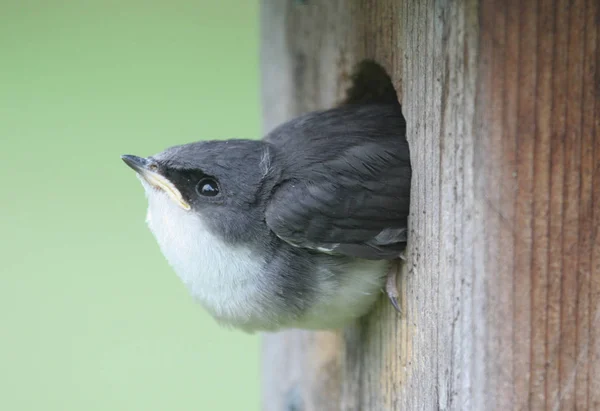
top-left (293, 258), bottom-right (389, 329)
top-left (142, 188), bottom-right (390, 332)
top-left (144, 190), bottom-right (267, 329)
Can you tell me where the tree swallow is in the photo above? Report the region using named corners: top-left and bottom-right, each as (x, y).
top-left (122, 62), bottom-right (411, 332)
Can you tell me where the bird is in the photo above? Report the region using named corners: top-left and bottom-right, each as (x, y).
top-left (121, 61), bottom-right (411, 333)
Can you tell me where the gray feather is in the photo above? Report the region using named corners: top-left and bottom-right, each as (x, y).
top-left (264, 104), bottom-right (411, 260)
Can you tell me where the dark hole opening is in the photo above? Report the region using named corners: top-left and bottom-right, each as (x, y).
top-left (341, 59), bottom-right (400, 108)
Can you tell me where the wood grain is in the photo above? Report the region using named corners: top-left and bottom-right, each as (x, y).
top-left (260, 1), bottom-right (600, 410)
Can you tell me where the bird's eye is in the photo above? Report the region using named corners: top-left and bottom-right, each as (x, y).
top-left (196, 178), bottom-right (220, 197)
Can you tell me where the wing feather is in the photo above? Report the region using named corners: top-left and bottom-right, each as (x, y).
top-left (264, 104), bottom-right (411, 260)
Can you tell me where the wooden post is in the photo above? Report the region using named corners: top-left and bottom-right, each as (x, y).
top-left (260, 1), bottom-right (599, 410)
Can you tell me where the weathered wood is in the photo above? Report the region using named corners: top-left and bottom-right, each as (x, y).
top-left (260, 1), bottom-right (600, 410)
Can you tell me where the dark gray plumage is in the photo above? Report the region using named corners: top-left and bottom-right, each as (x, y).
top-left (264, 103), bottom-right (410, 260)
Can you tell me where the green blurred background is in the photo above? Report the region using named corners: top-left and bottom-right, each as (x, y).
top-left (0, 1), bottom-right (261, 410)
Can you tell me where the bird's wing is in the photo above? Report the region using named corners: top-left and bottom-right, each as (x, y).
top-left (265, 137), bottom-right (411, 260)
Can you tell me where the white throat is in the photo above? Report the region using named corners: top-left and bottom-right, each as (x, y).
top-left (143, 189), bottom-right (267, 329)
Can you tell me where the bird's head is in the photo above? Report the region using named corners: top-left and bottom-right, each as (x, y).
top-left (121, 139), bottom-right (274, 243)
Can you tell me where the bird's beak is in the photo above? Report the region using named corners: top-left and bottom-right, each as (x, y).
top-left (121, 154), bottom-right (191, 211)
